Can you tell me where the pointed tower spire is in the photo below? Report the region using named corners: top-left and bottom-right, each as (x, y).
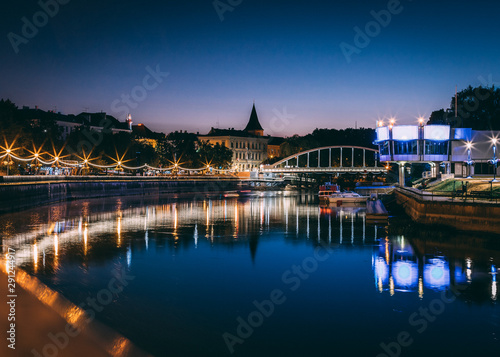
top-left (244, 103), bottom-right (264, 136)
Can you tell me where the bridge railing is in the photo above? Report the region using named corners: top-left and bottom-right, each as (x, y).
top-left (266, 146), bottom-right (380, 170)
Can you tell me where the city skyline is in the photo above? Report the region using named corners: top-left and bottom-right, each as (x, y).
top-left (1, 0), bottom-right (500, 135)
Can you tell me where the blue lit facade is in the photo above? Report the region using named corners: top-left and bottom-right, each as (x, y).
top-left (375, 124), bottom-right (500, 180)
top-left (375, 124), bottom-right (454, 163)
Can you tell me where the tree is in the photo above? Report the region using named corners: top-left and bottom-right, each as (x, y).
top-left (429, 85), bottom-right (500, 129)
top-left (197, 141), bottom-right (233, 169)
top-left (279, 128), bottom-right (376, 158)
top-left (428, 109), bottom-right (450, 125)
top-left (0, 99), bottom-right (32, 159)
top-left (166, 131), bottom-right (199, 167)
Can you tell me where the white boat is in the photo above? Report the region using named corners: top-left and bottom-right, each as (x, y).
top-left (318, 183), bottom-right (339, 202)
top-left (328, 191), bottom-right (368, 205)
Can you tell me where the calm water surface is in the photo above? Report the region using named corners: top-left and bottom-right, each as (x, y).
top-left (1, 192), bottom-right (499, 357)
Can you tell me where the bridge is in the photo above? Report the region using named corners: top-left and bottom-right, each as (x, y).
top-left (261, 146), bottom-right (385, 174)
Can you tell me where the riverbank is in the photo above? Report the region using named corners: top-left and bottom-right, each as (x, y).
top-left (0, 176), bottom-right (242, 214)
top-left (0, 265), bottom-right (149, 357)
top-left (395, 187), bottom-right (500, 233)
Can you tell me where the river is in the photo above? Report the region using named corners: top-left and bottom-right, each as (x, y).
top-left (0, 191), bottom-right (498, 356)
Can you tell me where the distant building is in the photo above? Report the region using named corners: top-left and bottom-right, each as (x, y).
top-left (57, 112), bottom-right (131, 139)
top-left (198, 104), bottom-right (269, 171)
top-left (20, 106), bottom-right (131, 139)
top-left (267, 137), bottom-right (285, 159)
top-left (132, 123), bottom-right (165, 149)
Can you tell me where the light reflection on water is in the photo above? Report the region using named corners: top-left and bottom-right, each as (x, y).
top-left (0, 192), bottom-right (499, 356)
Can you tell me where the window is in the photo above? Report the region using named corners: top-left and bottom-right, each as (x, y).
top-left (424, 141), bottom-right (449, 155)
top-left (475, 163), bottom-right (495, 175)
top-left (394, 140), bottom-right (418, 155)
top-left (380, 141), bottom-right (390, 156)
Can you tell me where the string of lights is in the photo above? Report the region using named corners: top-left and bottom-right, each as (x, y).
top-left (9, 154), bottom-right (38, 162)
top-left (2, 149), bottom-right (236, 173)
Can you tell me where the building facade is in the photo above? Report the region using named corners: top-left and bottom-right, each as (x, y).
top-left (198, 104), bottom-right (269, 171)
top-left (267, 137), bottom-right (285, 159)
top-left (374, 123), bottom-right (500, 184)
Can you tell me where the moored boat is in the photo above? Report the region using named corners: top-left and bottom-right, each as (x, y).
top-left (318, 182), bottom-right (339, 202)
top-left (328, 191), bottom-right (368, 205)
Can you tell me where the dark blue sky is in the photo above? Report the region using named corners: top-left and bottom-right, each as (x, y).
top-left (1, 0), bottom-right (500, 135)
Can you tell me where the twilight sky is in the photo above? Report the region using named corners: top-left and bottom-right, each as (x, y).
top-left (1, 0), bottom-right (500, 135)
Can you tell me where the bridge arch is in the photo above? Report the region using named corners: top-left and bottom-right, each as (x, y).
top-left (262, 146), bottom-right (383, 174)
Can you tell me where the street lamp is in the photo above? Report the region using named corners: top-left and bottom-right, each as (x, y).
top-left (3, 159), bottom-right (13, 176)
top-left (489, 138), bottom-right (499, 182)
top-left (465, 142), bottom-right (474, 179)
top-left (5, 149), bottom-right (12, 175)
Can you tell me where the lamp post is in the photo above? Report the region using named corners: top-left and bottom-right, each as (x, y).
top-left (5, 149), bottom-right (12, 176)
top-left (465, 142), bottom-right (474, 179)
top-left (489, 138), bottom-right (499, 182)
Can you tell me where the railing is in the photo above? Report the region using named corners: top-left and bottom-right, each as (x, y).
top-left (397, 186), bottom-right (500, 204)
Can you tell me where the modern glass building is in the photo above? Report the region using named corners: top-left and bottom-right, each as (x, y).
top-left (374, 124), bottom-right (500, 184)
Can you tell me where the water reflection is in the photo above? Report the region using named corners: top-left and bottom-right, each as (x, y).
top-left (2, 193), bottom-right (378, 273)
top-left (0, 192), bottom-right (499, 308)
top-left (373, 233), bottom-right (500, 303)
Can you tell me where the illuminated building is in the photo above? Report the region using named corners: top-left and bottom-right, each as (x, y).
top-left (198, 104), bottom-right (270, 171)
top-left (374, 123), bottom-right (500, 185)
top-left (132, 122), bottom-right (165, 149)
top-left (267, 137), bottom-right (285, 159)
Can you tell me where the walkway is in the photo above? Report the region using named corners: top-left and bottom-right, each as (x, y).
top-left (0, 266), bottom-right (150, 357)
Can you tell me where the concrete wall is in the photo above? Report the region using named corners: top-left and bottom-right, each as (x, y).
top-left (395, 188), bottom-right (500, 233)
top-left (0, 177), bottom-right (240, 214)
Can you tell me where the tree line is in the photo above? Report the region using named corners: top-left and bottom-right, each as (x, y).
top-left (0, 99), bottom-right (233, 174)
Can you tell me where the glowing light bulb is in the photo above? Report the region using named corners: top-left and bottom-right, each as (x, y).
top-left (6, 149), bottom-right (11, 153)
top-left (55, 157), bottom-right (59, 161)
